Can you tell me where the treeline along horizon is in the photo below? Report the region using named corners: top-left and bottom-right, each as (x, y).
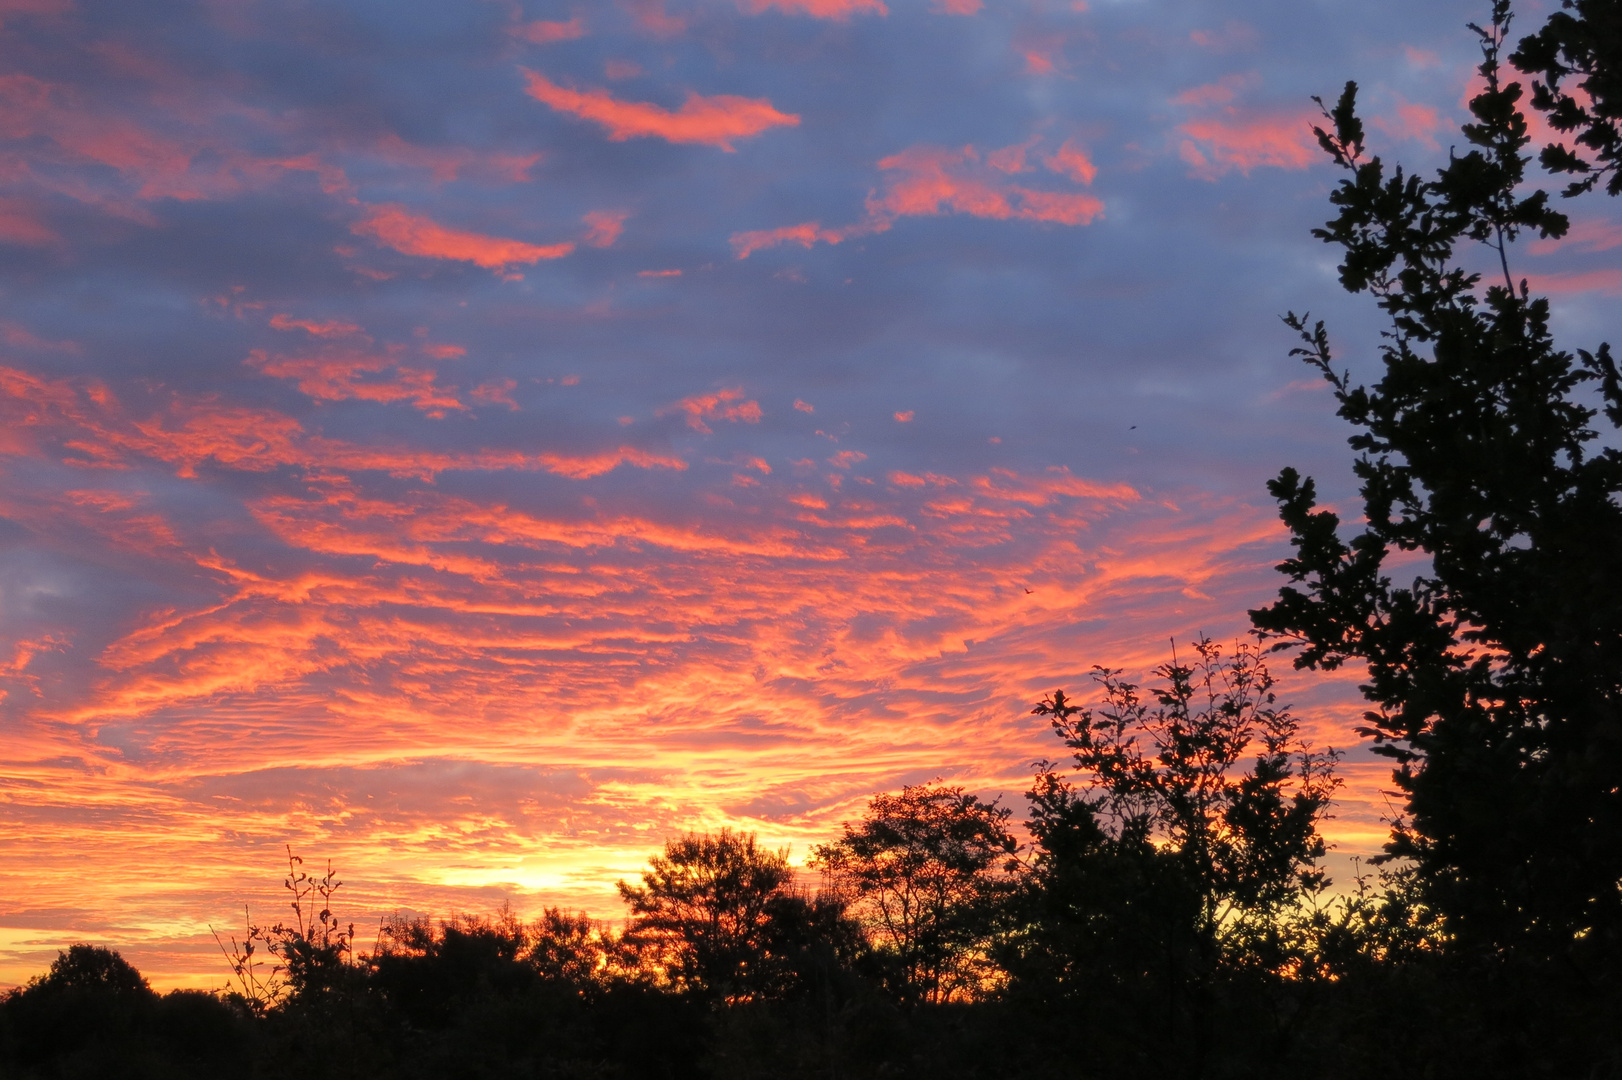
top-left (5, 1), bottom-right (1621, 1076)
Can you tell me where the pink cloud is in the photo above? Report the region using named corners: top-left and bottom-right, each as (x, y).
top-left (1043, 139), bottom-right (1096, 184)
top-left (659, 386), bottom-right (763, 433)
top-left (268, 313), bottom-right (363, 338)
top-left (732, 141), bottom-right (1103, 257)
top-left (583, 208), bottom-right (629, 247)
top-left (522, 70), bottom-right (799, 150)
top-left (1529, 218), bottom-right (1622, 255)
top-left (604, 59), bottom-right (643, 79)
top-left (512, 16), bottom-right (586, 43)
top-left (0, 196), bottom-right (56, 245)
top-left (794, 399), bottom-right (814, 413)
top-left (1024, 50), bottom-right (1056, 76)
top-left (621, 0), bottom-right (686, 36)
top-left (870, 144), bottom-right (1103, 225)
top-left (731, 221), bottom-right (861, 258)
top-left (1526, 269), bottom-right (1622, 295)
top-left (931, 0), bottom-right (981, 12)
top-left (1173, 72), bottom-right (1258, 108)
top-left (738, 0), bottom-right (887, 19)
top-left (893, 410), bottom-right (914, 422)
top-left (1371, 96), bottom-right (1441, 150)
top-left (351, 204), bottom-right (574, 274)
top-left (1188, 21), bottom-right (1259, 52)
top-left (987, 136), bottom-right (1039, 174)
top-left (1179, 113), bottom-right (1318, 179)
top-left (471, 378), bottom-right (520, 410)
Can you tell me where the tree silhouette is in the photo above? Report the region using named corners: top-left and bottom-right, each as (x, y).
top-left (1252, 1), bottom-right (1622, 958)
top-left (619, 828), bottom-right (821, 1002)
top-left (1029, 638), bottom-right (1340, 973)
top-left (1511, 0), bottom-right (1622, 195)
top-left (811, 781), bottom-right (1018, 1004)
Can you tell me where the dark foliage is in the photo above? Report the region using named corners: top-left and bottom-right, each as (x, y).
top-left (1511, 0), bottom-right (1622, 195)
top-left (1251, 1), bottom-right (1622, 965)
top-left (811, 780), bottom-right (1018, 1004)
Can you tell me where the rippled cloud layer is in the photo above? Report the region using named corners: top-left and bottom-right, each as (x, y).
top-left (0, 0), bottom-right (1616, 986)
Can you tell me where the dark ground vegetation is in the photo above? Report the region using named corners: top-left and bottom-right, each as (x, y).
top-left (4, 3), bottom-right (1620, 1076)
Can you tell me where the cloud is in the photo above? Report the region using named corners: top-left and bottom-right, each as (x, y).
top-left (522, 70), bottom-right (799, 150)
top-left (931, 0), bottom-right (981, 13)
top-left (0, 196), bottom-right (56, 245)
top-left (658, 386), bottom-right (763, 433)
top-left (512, 17), bottom-right (586, 43)
top-left (1529, 218), bottom-right (1622, 256)
top-left (246, 348), bottom-right (467, 416)
top-left (268, 314), bottom-right (364, 338)
top-left (986, 136), bottom-right (1039, 174)
top-left (1042, 139), bottom-right (1096, 185)
top-left (732, 141), bottom-right (1103, 258)
top-left (583, 209), bottom-right (629, 247)
top-left (1178, 113), bottom-right (1318, 179)
top-left (351, 204), bottom-right (574, 274)
top-left (869, 144), bottom-right (1104, 225)
top-left (1371, 96), bottom-right (1441, 149)
top-left (731, 221), bottom-right (859, 258)
top-left (1526, 269), bottom-right (1622, 295)
top-left (738, 0), bottom-right (888, 20)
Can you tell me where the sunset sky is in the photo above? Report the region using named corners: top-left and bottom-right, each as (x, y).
top-left (1, 0), bottom-right (1617, 988)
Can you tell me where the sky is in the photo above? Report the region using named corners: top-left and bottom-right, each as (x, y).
top-left (1, 0), bottom-right (1618, 989)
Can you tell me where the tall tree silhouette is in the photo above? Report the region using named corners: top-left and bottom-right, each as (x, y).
top-left (1252, 0), bottom-right (1622, 958)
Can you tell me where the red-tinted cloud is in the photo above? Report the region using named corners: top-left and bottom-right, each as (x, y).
top-left (583, 209), bottom-right (629, 247)
top-left (351, 204), bottom-right (574, 274)
top-left (522, 70), bottom-right (799, 150)
top-left (1528, 217), bottom-right (1622, 255)
top-left (732, 221), bottom-right (859, 258)
top-left (1042, 139), bottom-right (1096, 185)
top-left (1371, 96), bottom-right (1441, 149)
top-left (512, 16), bottom-right (586, 43)
top-left (870, 145), bottom-right (1103, 224)
top-left (738, 0), bottom-right (887, 20)
top-left (0, 196), bottom-right (56, 245)
top-left (732, 140), bottom-right (1103, 257)
top-left (1179, 113), bottom-right (1318, 178)
top-left (658, 386), bottom-right (763, 433)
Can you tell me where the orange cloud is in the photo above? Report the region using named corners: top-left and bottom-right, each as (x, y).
top-left (351, 204), bottom-right (574, 274)
top-left (583, 208), bottom-right (629, 247)
top-left (512, 16), bottom-right (585, 43)
top-left (659, 386), bottom-right (763, 433)
top-left (893, 410), bottom-right (913, 422)
top-left (738, 0), bottom-right (887, 19)
top-left (522, 70), bottom-right (799, 150)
